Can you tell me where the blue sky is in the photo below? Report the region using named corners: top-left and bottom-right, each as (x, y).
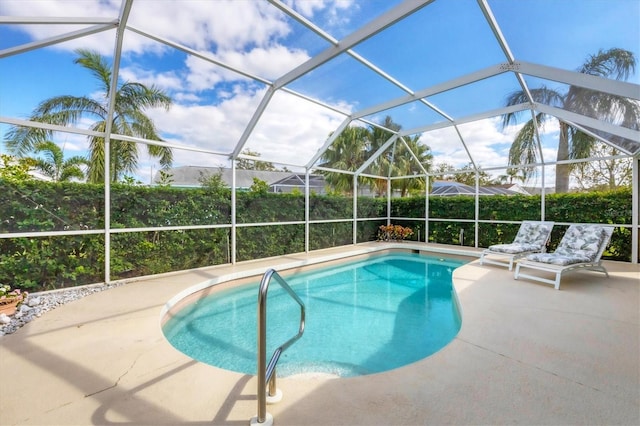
top-left (1, 0), bottom-right (638, 185)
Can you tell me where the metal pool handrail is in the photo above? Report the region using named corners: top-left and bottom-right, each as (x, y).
top-left (255, 268), bottom-right (306, 425)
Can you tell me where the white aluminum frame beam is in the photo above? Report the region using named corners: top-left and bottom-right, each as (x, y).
top-left (352, 63), bottom-right (507, 120)
top-left (230, 87), bottom-right (276, 159)
top-left (535, 103), bottom-right (640, 143)
top-left (0, 116), bottom-right (232, 157)
top-left (306, 118), bottom-right (353, 168)
top-left (355, 135), bottom-right (399, 175)
top-left (101, 0), bottom-right (133, 283)
top-left (398, 136), bottom-right (430, 175)
top-left (517, 61), bottom-right (640, 100)
top-left (401, 103), bottom-right (529, 136)
top-left (126, 25), bottom-right (271, 86)
top-left (270, 0), bottom-right (451, 126)
top-left (0, 23), bottom-right (117, 58)
top-left (0, 16), bottom-right (116, 24)
top-left (476, 0), bottom-right (535, 103)
top-left (273, 0), bottom-right (433, 89)
top-left (633, 158), bottom-right (639, 263)
top-left (566, 122), bottom-right (636, 156)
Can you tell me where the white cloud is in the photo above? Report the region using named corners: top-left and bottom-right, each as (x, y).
top-left (119, 66), bottom-right (184, 92)
top-left (420, 118), bottom-right (518, 169)
top-left (281, 0), bottom-right (357, 31)
top-left (215, 45), bottom-right (310, 81)
top-left (243, 91), bottom-right (348, 166)
top-left (420, 115), bottom-right (564, 171)
top-left (288, 0), bottom-right (332, 17)
top-left (0, 1), bottom-right (119, 19)
top-left (148, 93), bottom-right (258, 155)
top-left (56, 131), bottom-right (90, 154)
top-left (174, 44), bottom-right (310, 93)
top-left (2, 1), bottom-right (291, 55)
top-left (1, 1), bottom-right (121, 55)
top-left (287, 0), bottom-right (354, 21)
top-left (414, 116), bottom-right (564, 188)
top-left (142, 87), bottom-right (348, 170)
top-left (181, 56), bottom-right (227, 92)
top-left (127, 1), bottom-right (291, 52)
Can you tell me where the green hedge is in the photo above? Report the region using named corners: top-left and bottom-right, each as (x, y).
top-left (0, 179), bottom-right (633, 292)
top-left (390, 189), bottom-right (632, 260)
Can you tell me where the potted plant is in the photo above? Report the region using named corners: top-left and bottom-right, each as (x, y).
top-left (0, 284), bottom-right (28, 316)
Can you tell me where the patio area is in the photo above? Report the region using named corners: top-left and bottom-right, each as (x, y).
top-left (1, 242), bottom-right (638, 425)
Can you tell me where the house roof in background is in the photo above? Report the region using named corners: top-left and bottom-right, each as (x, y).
top-left (156, 166), bottom-right (325, 189)
top-left (430, 181), bottom-right (527, 196)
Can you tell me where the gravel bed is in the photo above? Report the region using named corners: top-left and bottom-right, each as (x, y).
top-left (0, 282), bottom-right (127, 337)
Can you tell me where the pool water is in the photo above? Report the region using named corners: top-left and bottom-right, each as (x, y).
top-left (163, 252), bottom-right (465, 377)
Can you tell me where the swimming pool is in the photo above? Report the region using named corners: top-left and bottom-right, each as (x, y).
top-left (163, 252), bottom-right (466, 377)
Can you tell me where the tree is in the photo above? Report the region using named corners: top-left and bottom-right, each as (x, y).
top-left (320, 116), bottom-right (432, 196)
top-left (433, 162), bottom-right (456, 180)
top-left (450, 162), bottom-right (493, 186)
top-left (156, 170), bottom-right (174, 187)
top-left (494, 167), bottom-right (526, 185)
top-left (319, 125), bottom-right (370, 195)
top-left (391, 135), bottom-right (432, 197)
top-left (502, 48), bottom-right (638, 193)
top-left (367, 117), bottom-right (399, 196)
top-left (4, 49), bottom-right (173, 183)
top-left (236, 149), bottom-right (277, 171)
top-left (249, 177), bottom-right (269, 194)
top-left (0, 154), bottom-right (34, 183)
top-left (434, 162), bottom-right (492, 186)
top-left (30, 141), bottom-right (88, 182)
top-left (573, 145), bottom-right (632, 191)
top-left (198, 169), bottom-right (229, 196)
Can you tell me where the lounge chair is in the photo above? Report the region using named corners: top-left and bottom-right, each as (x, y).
top-left (514, 224), bottom-right (614, 290)
top-left (479, 221), bottom-right (554, 271)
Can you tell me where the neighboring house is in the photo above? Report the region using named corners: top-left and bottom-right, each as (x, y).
top-left (430, 181), bottom-right (530, 196)
top-left (270, 174), bottom-right (326, 194)
top-left (485, 183), bottom-right (530, 195)
top-left (28, 170), bottom-right (53, 182)
top-left (523, 186), bottom-right (556, 195)
top-left (0, 156), bottom-right (53, 182)
top-left (154, 166), bottom-right (327, 194)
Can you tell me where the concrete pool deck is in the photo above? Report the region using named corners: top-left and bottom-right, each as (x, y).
top-left (1, 242), bottom-right (638, 425)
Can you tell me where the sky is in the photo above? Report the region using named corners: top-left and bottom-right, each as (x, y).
top-left (1, 0), bottom-right (639, 186)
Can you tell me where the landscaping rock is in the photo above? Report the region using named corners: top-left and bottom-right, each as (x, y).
top-left (0, 282), bottom-right (127, 336)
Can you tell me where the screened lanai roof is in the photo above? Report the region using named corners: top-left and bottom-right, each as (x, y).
top-left (0, 0), bottom-right (639, 184)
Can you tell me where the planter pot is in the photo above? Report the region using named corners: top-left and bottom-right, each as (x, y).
top-left (0, 300), bottom-right (20, 316)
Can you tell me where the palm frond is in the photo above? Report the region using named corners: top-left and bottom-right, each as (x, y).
top-left (59, 165), bottom-right (85, 182)
top-left (4, 122), bottom-right (53, 156)
top-left (568, 127), bottom-right (596, 161)
top-left (508, 118), bottom-right (541, 180)
top-left (502, 87), bottom-right (563, 129)
top-left (32, 159), bottom-right (56, 180)
top-left (74, 48), bottom-right (112, 93)
top-left (578, 48), bottom-right (636, 80)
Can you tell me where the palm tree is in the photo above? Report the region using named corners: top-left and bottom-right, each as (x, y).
top-left (31, 141), bottom-right (88, 182)
top-left (494, 167), bottom-right (526, 185)
top-left (320, 117), bottom-right (433, 196)
top-left (502, 48), bottom-right (638, 193)
top-left (392, 135), bottom-right (432, 197)
top-left (4, 49), bottom-right (173, 183)
top-left (320, 126), bottom-right (370, 195)
top-left (367, 117), bottom-right (399, 196)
